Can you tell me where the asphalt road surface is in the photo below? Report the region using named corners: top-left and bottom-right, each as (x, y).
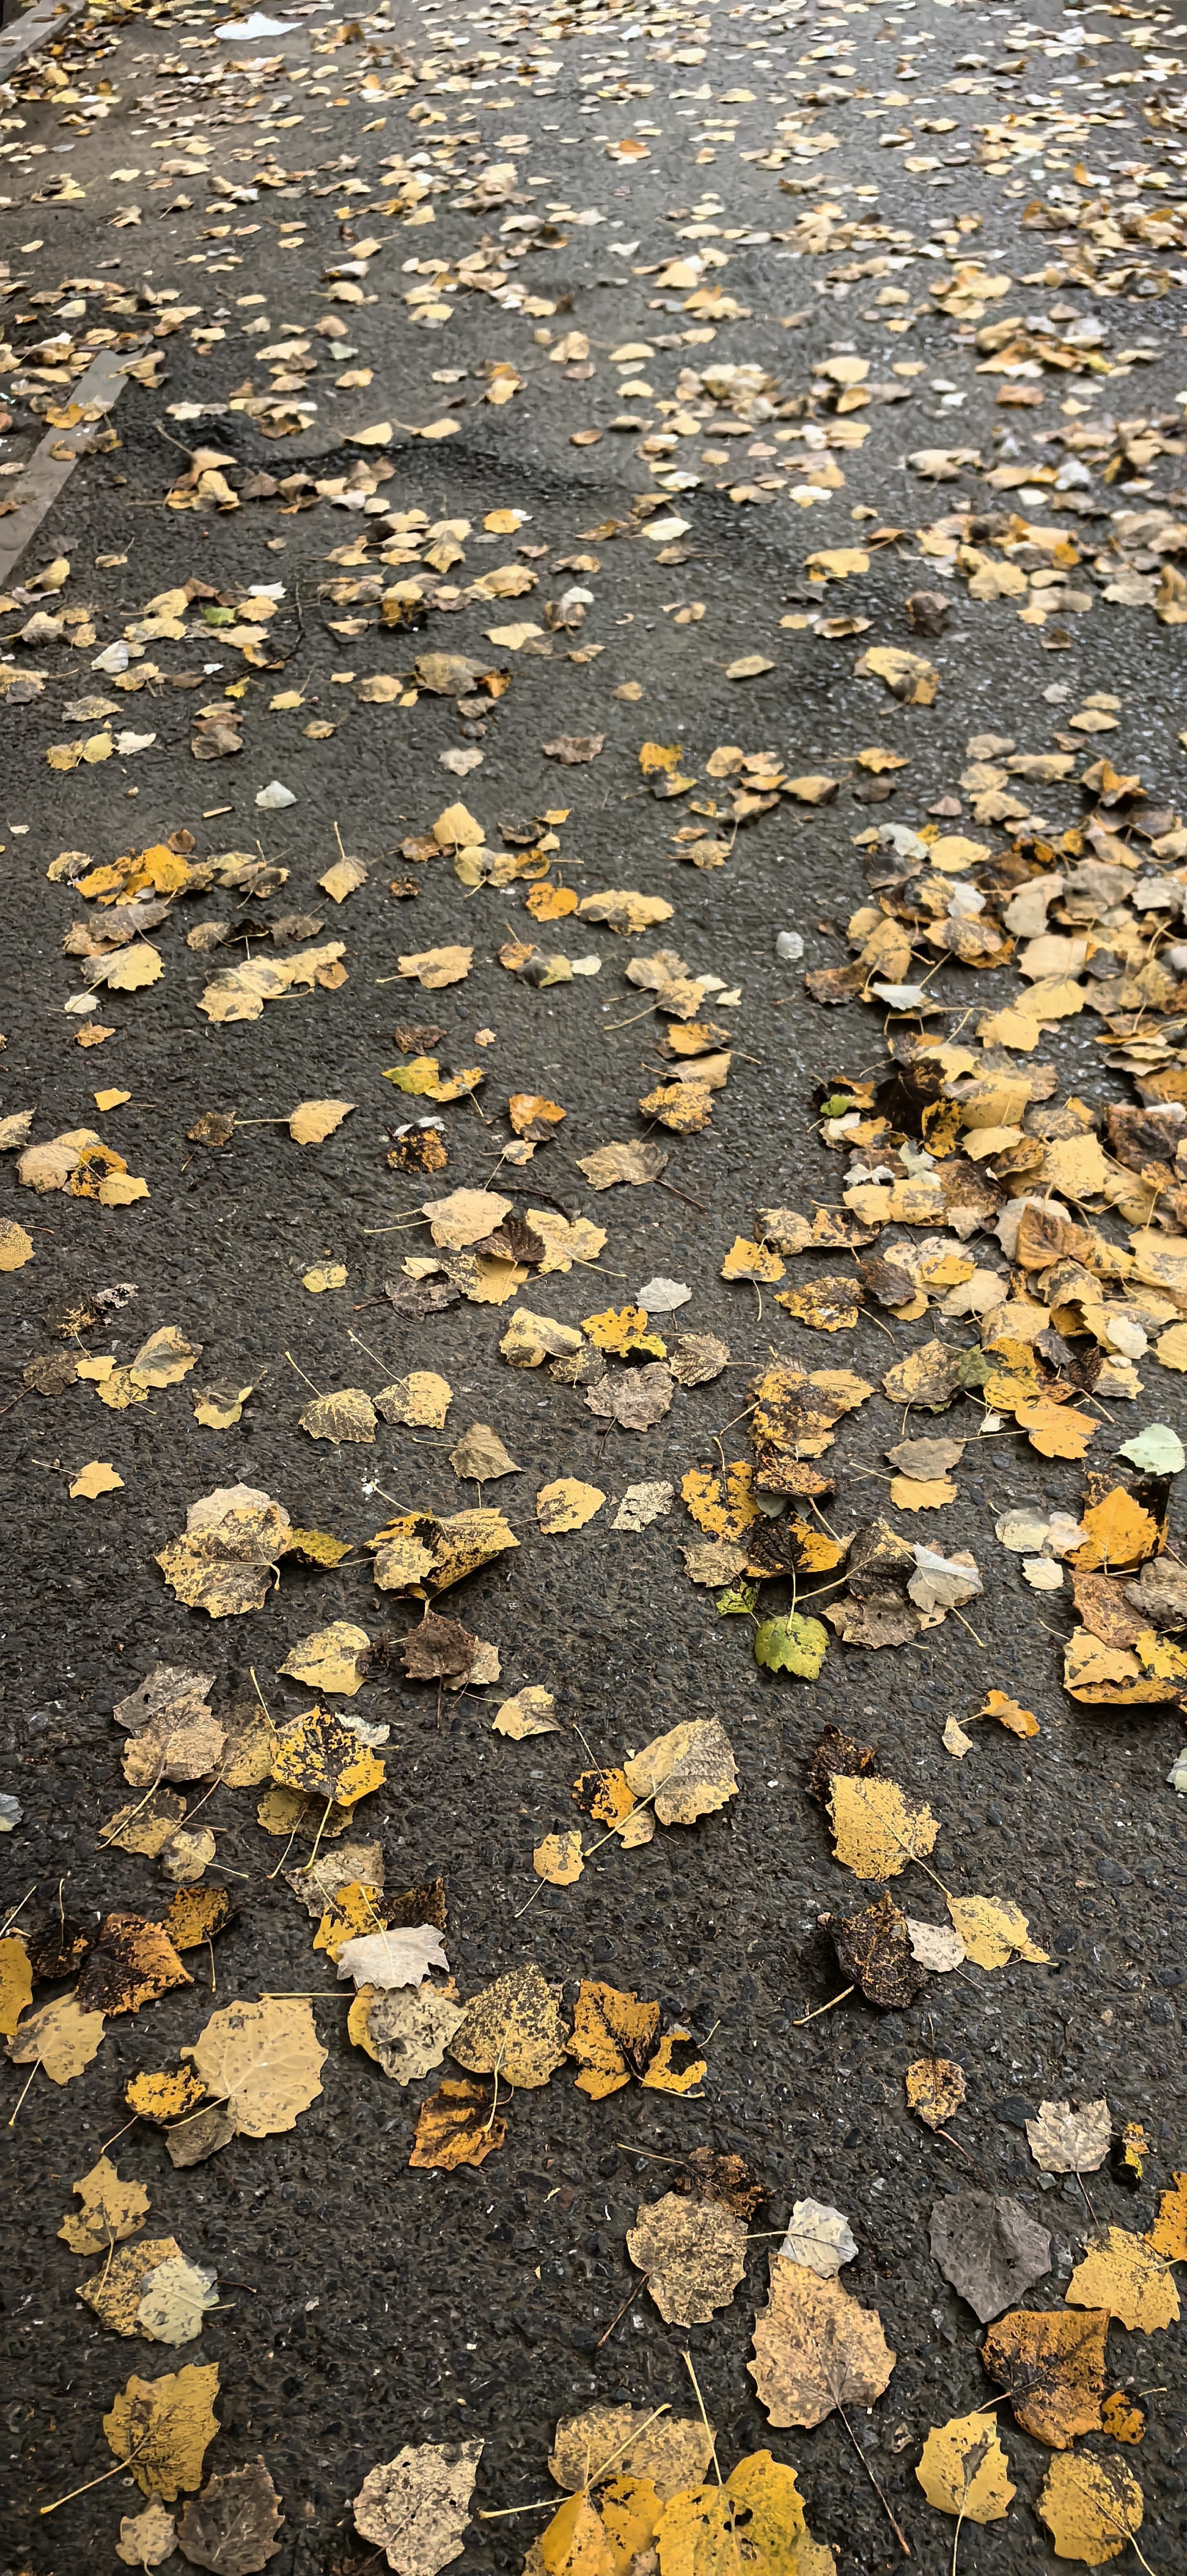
top-left (2, 0), bottom-right (1186, 2569)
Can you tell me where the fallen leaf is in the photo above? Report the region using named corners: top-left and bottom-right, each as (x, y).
top-left (492, 1687), bottom-right (558, 1739)
top-left (116, 2501), bottom-right (177, 2568)
top-left (537, 1479), bottom-right (605, 1535)
top-left (1065, 2228), bottom-right (1179, 2333)
top-left (627, 2191), bottom-right (748, 2324)
top-left (754, 1614), bottom-right (829, 1679)
top-left (289, 1098), bottom-right (355, 1146)
top-left (981, 2307), bottom-right (1108, 2448)
top-left (0, 1937), bottom-right (33, 2039)
top-left (780, 2201), bottom-right (857, 2280)
top-left (7, 1994), bottom-right (106, 2084)
top-left (353, 2441), bottom-right (483, 2576)
top-left (449, 1422), bottom-right (520, 1480)
top-left (568, 1981), bottom-right (660, 2099)
top-left (905, 2056), bottom-right (966, 2131)
top-left (351, 1982), bottom-right (465, 2085)
top-left (549, 2408), bottom-right (713, 2501)
top-left (103, 2360), bottom-right (221, 2501)
top-left (916, 2410), bottom-right (1015, 2528)
top-left (1035, 2453), bottom-right (1144, 2566)
top-left (748, 2255), bottom-right (895, 2429)
top-left (827, 1775), bottom-right (939, 1879)
top-left (70, 1459), bottom-right (124, 1499)
top-left (822, 1891), bottom-right (927, 2009)
top-left (75, 1914), bottom-right (192, 2018)
top-left (277, 1622), bottom-right (370, 1698)
top-left (1026, 2099), bottom-right (1112, 2174)
top-left (533, 1831), bottom-right (585, 1887)
top-left (59, 2154), bottom-right (150, 2253)
top-left (335, 1926), bottom-right (450, 1991)
top-left (299, 1387), bottom-right (377, 1446)
top-left (653, 2451), bottom-right (836, 2576)
top-left (135, 2253), bottom-right (219, 2348)
top-left (1147, 2172), bottom-right (1187, 2264)
top-left (175, 2458), bottom-right (284, 2574)
top-left (624, 1718), bottom-right (737, 1824)
top-left (185, 1998), bottom-right (326, 2136)
top-left (947, 1894), bottom-right (1049, 1972)
top-left (450, 1963), bottom-right (567, 2089)
top-left (270, 1706), bottom-right (384, 1806)
top-left (930, 2190), bottom-right (1052, 2323)
top-left (409, 2077), bottom-right (505, 2169)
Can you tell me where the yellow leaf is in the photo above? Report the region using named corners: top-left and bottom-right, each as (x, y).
top-left (582, 1304), bottom-right (666, 1358)
top-left (749, 2256), bottom-right (895, 2429)
top-left (537, 1479), bottom-right (605, 1535)
top-left (916, 2409), bottom-right (1014, 2524)
top-left (655, 2452), bottom-right (836, 2576)
top-left (827, 1776), bottom-right (939, 1879)
top-left (539, 2492), bottom-right (615, 2576)
top-left (1147, 2172), bottom-right (1187, 2264)
top-left (720, 1236), bottom-right (785, 1283)
top-left (905, 2055), bottom-right (966, 2130)
top-left (1065, 2228), bottom-right (1179, 2333)
top-left (0, 1938), bottom-right (33, 2040)
top-left (58, 2153), bottom-right (150, 2254)
top-left (102, 2362), bottom-right (220, 2501)
top-left (1035, 2454), bottom-right (1143, 2567)
top-left (973, 1690), bottom-right (1039, 1738)
top-left (6, 1995), bottom-right (106, 2084)
top-left (185, 1997), bottom-right (326, 2136)
top-left (450, 1962), bottom-right (567, 2089)
top-left (289, 1098), bottom-right (355, 1146)
top-left (70, 1460), bottom-right (124, 1499)
top-left (0, 1218), bottom-right (35, 1270)
top-left (533, 1830), bottom-right (585, 1886)
top-left (946, 1894), bottom-right (1049, 1970)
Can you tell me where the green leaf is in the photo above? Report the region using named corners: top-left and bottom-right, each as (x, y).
top-left (754, 1612), bottom-right (827, 1679)
top-left (1118, 1423), bottom-right (1185, 1475)
top-left (956, 1348), bottom-right (992, 1391)
top-left (820, 1092), bottom-right (857, 1119)
top-left (716, 1579), bottom-right (759, 1618)
top-left (202, 606), bottom-right (236, 628)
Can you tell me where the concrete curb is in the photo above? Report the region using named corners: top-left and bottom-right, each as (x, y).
top-left (0, 342), bottom-right (139, 589)
top-left (0, 0), bottom-right (88, 86)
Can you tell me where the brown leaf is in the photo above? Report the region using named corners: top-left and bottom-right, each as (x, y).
top-left (905, 2055), bottom-right (966, 2131)
top-left (627, 2192), bottom-right (748, 2326)
top-left (822, 1890), bottom-right (928, 2009)
top-left (175, 2459), bottom-right (284, 2575)
top-left (400, 1614), bottom-right (482, 1682)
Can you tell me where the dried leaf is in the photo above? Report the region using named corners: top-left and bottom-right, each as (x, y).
top-left (7, 1993), bottom-right (106, 2084)
top-left (299, 1386), bottom-right (377, 1445)
top-left (623, 1718), bottom-right (737, 1824)
top-left (492, 1687), bottom-right (558, 1740)
top-left (336, 1926), bottom-right (450, 1991)
top-left (1025, 2098), bottom-right (1111, 2175)
top-left (653, 2452), bottom-right (836, 2576)
top-left (627, 2192), bottom-right (748, 2325)
top-left (352, 1982), bottom-right (465, 2084)
top-left (930, 2191), bottom-right (1052, 2323)
top-left (748, 2255), bottom-right (895, 2429)
top-left (60, 2154), bottom-right (150, 2254)
top-left (537, 1479), bottom-right (605, 1535)
top-left (277, 1622), bottom-right (370, 1699)
top-left (449, 1423), bottom-right (520, 1481)
top-left (135, 2253), bottom-right (219, 2348)
top-left (117, 2501), bottom-right (177, 2568)
top-left (947, 1894), bottom-right (1049, 1972)
top-left (270, 1707), bottom-right (385, 1805)
top-left (1147, 2172), bottom-right (1187, 2263)
top-left (822, 1891), bottom-right (927, 2009)
top-left (75, 1914), bottom-right (192, 2018)
top-left (533, 1831), bottom-right (585, 1887)
top-left (827, 1775), bottom-right (938, 1879)
top-left (549, 2409), bottom-right (713, 2502)
top-left (175, 2458), bottom-right (284, 2574)
top-left (185, 1998), bottom-right (326, 2136)
top-left (354, 2441), bottom-right (482, 2576)
top-left (780, 2201), bottom-right (857, 2280)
